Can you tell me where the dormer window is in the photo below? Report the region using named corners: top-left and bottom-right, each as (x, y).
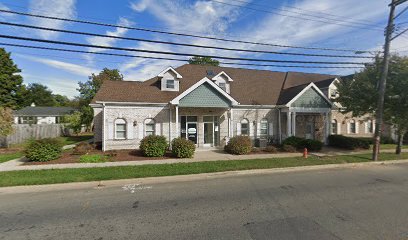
top-left (158, 67), bottom-right (182, 92)
top-left (219, 82), bottom-right (226, 91)
top-left (212, 71), bottom-right (233, 94)
top-left (166, 79), bottom-right (175, 89)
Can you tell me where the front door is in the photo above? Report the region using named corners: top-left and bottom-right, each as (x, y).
top-left (187, 123), bottom-right (197, 144)
top-left (305, 122), bottom-right (315, 139)
top-left (204, 122), bottom-right (214, 146)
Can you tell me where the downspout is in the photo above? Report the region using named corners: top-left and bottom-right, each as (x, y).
top-left (169, 103), bottom-right (172, 150)
top-left (102, 103), bottom-right (106, 152)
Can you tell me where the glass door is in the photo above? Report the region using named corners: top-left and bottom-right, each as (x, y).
top-left (187, 122), bottom-right (197, 144)
top-left (204, 122), bottom-right (214, 146)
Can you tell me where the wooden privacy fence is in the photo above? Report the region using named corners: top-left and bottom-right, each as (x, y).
top-left (0, 124), bottom-right (70, 147)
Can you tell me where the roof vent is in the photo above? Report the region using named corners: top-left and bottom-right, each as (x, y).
top-left (206, 70), bottom-right (215, 77)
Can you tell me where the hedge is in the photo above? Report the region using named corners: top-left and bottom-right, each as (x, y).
top-left (171, 137), bottom-right (196, 158)
top-left (328, 135), bottom-right (370, 150)
top-left (225, 136), bottom-right (252, 155)
top-left (25, 138), bottom-right (63, 162)
top-left (140, 135), bottom-right (168, 157)
top-left (282, 136), bottom-right (323, 151)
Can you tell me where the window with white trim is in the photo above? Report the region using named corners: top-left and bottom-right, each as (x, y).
top-left (218, 82), bottom-right (226, 91)
top-left (19, 116), bottom-right (37, 124)
top-left (115, 119), bottom-right (127, 139)
top-left (166, 79), bottom-right (175, 89)
top-left (145, 118), bottom-right (155, 136)
top-left (349, 120), bottom-right (356, 134)
top-left (367, 120), bottom-right (373, 133)
top-left (260, 118), bottom-right (268, 137)
top-left (241, 119), bottom-right (249, 136)
top-left (331, 119), bottom-right (337, 134)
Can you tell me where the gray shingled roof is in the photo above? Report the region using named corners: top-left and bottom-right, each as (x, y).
top-left (14, 107), bottom-right (76, 116)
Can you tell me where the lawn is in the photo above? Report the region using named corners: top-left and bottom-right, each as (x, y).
top-left (0, 152), bottom-right (25, 164)
top-left (1, 152), bottom-right (407, 187)
top-left (378, 144), bottom-right (408, 150)
top-left (57, 134), bottom-right (94, 146)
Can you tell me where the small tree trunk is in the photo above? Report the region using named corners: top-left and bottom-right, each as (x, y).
top-left (396, 132), bottom-right (404, 155)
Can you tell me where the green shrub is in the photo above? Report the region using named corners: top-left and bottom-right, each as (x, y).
top-left (328, 135), bottom-right (370, 150)
top-left (380, 136), bottom-right (395, 144)
top-left (140, 135), bottom-right (168, 157)
top-left (302, 139), bottom-right (324, 151)
top-left (282, 136), bottom-right (304, 148)
top-left (72, 142), bottom-right (94, 155)
top-left (282, 144), bottom-right (297, 153)
top-left (25, 138), bottom-right (63, 162)
top-left (79, 154), bottom-right (108, 163)
top-left (282, 136), bottom-right (323, 151)
top-left (264, 145), bottom-right (278, 153)
top-left (171, 137), bottom-right (195, 158)
top-left (225, 136), bottom-right (252, 155)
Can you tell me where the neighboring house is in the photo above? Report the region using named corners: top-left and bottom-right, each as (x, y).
top-left (91, 64), bottom-right (344, 151)
top-left (14, 104), bottom-right (76, 124)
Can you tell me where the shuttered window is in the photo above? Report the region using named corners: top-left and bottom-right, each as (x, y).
top-left (115, 119), bottom-right (127, 139)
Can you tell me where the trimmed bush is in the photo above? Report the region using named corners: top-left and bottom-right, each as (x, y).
top-left (171, 137), bottom-right (195, 158)
top-left (282, 136), bottom-right (304, 149)
top-left (25, 138), bottom-right (63, 162)
top-left (264, 145), bottom-right (278, 153)
top-left (282, 136), bottom-right (323, 151)
top-left (225, 136), bottom-right (252, 155)
top-left (328, 135), bottom-right (370, 150)
top-left (282, 144), bottom-right (297, 153)
top-left (72, 142), bottom-right (94, 155)
top-left (302, 139), bottom-right (324, 151)
top-left (140, 135), bottom-right (168, 157)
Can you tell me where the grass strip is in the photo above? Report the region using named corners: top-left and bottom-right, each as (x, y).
top-left (0, 152), bottom-right (24, 164)
top-left (1, 152), bottom-right (407, 187)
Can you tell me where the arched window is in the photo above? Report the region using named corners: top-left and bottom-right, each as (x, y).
top-left (145, 118), bottom-right (155, 136)
top-left (115, 118), bottom-right (127, 139)
top-left (260, 118), bottom-right (268, 137)
top-left (331, 119), bottom-right (338, 135)
top-left (240, 119), bottom-right (249, 136)
top-left (349, 119), bottom-right (356, 134)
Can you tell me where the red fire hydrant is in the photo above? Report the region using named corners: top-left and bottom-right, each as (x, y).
top-left (303, 148), bottom-right (308, 158)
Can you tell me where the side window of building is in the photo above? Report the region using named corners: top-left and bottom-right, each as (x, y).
top-left (115, 118), bottom-right (127, 139)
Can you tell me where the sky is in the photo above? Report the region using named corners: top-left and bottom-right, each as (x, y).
top-left (0, 0), bottom-right (408, 98)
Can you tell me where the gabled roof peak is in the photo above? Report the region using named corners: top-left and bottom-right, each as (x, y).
top-left (158, 66), bottom-right (182, 79)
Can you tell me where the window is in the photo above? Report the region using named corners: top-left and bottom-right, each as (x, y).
top-left (330, 89), bottom-right (339, 98)
top-left (218, 82), bottom-right (226, 91)
top-left (145, 118), bottom-right (155, 136)
top-left (349, 120), bottom-right (356, 134)
top-left (19, 116), bottom-right (37, 124)
top-left (260, 118), bottom-right (268, 137)
top-left (367, 120), bottom-right (373, 133)
top-left (115, 119), bottom-right (127, 139)
top-left (166, 79), bottom-right (175, 89)
top-left (331, 119), bottom-right (338, 134)
top-left (241, 119), bottom-right (249, 135)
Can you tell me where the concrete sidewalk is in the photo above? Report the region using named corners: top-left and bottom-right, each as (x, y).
top-left (0, 147), bottom-right (406, 172)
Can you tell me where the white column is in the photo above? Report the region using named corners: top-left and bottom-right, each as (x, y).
top-left (286, 111), bottom-right (292, 137)
top-left (102, 103), bottom-right (106, 152)
top-left (230, 108), bottom-right (234, 137)
top-left (175, 105), bottom-right (179, 137)
top-left (169, 105), bottom-right (172, 146)
top-left (292, 112), bottom-right (296, 137)
top-left (228, 109), bottom-right (231, 138)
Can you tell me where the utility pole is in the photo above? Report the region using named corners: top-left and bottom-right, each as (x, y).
top-left (372, 0), bottom-right (406, 160)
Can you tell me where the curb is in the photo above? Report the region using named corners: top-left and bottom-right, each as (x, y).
top-left (0, 158), bottom-right (407, 194)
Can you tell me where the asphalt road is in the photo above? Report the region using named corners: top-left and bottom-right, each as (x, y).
top-left (1, 163), bottom-right (408, 240)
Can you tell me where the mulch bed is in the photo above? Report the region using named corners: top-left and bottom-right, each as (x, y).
top-left (23, 149), bottom-right (173, 165)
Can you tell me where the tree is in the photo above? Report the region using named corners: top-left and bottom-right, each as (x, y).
top-left (0, 48), bottom-right (25, 109)
top-left (188, 56), bottom-right (220, 66)
top-left (77, 68), bottom-right (124, 130)
top-left (64, 112), bottom-right (82, 135)
top-left (25, 83), bottom-right (57, 106)
top-left (77, 68), bottom-right (124, 103)
top-left (53, 94), bottom-right (71, 107)
top-left (336, 54), bottom-right (408, 154)
top-left (0, 107), bottom-right (14, 138)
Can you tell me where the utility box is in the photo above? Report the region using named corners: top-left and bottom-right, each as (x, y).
top-left (255, 138), bottom-right (267, 148)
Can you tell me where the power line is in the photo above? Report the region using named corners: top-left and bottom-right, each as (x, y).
top-left (0, 9), bottom-right (372, 53)
top-left (0, 21), bottom-right (374, 59)
top-left (0, 34), bottom-right (369, 65)
top-left (0, 42), bottom-right (362, 69)
top-left (226, 0), bottom-right (383, 29)
top-left (210, 0), bottom-right (385, 32)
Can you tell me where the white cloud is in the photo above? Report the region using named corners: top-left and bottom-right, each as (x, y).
top-left (16, 54), bottom-right (98, 77)
top-left (0, 3), bottom-right (16, 20)
top-left (85, 17), bottom-right (133, 65)
top-left (20, 72), bottom-right (79, 98)
top-left (28, 0), bottom-right (76, 39)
